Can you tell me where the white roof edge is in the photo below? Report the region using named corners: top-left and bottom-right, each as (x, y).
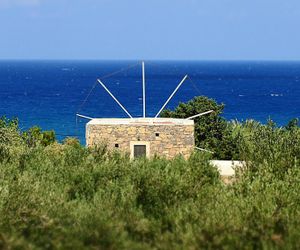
top-left (87, 118), bottom-right (194, 126)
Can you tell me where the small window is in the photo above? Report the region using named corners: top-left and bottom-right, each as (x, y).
top-left (134, 145), bottom-right (147, 158)
top-left (155, 133), bottom-right (160, 137)
top-left (115, 144), bottom-right (119, 148)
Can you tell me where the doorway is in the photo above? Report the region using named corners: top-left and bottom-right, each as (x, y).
top-left (134, 145), bottom-right (147, 158)
top-left (130, 141), bottom-right (150, 159)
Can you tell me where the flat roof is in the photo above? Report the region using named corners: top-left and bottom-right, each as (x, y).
top-left (88, 118), bottom-right (194, 126)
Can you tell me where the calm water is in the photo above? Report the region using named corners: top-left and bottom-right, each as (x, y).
top-left (0, 60), bottom-right (300, 143)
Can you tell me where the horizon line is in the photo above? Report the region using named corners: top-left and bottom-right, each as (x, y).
top-left (1, 58), bottom-right (300, 63)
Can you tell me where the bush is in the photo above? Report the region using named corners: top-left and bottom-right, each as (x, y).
top-left (1, 116), bottom-right (300, 249)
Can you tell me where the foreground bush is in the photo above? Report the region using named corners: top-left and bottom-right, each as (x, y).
top-left (1, 116), bottom-right (300, 249)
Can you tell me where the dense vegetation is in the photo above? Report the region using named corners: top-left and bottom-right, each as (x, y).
top-left (1, 98), bottom-right (300, 249)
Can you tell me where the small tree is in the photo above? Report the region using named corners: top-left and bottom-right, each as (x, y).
top-left (285, 118), bottom-right (299, 131)
top-left (161, 96), bottom-right (239, 159)
top-left (23, 126), bottom-right (56, 147)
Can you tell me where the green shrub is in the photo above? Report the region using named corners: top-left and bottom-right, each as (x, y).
top-left (23, 126), bottom-right (56, 147)
top-left (1, 115), bottom-right (300, 249)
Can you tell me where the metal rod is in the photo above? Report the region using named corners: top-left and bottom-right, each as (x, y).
top-left (154, 75), bottom-right (188, 118)
top-left (76, 114), bottom-right (94, 120)
top-left (97, 79), bottom-right (133, 119)
top-left (186, 110), bottom-right (214, 120)
top-left (142, 61), bottom-right (146, 118)
top-left (195, 147), bottom-right (214, 154)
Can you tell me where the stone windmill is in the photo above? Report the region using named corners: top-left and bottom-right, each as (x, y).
top-left (77, 62), bottom-right (213, 159)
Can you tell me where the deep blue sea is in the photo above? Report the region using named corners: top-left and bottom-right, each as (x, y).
top-left (1, 60), bottom-right (300, 143)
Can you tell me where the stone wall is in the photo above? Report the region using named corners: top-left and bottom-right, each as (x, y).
top-left (86, 123), bottom-right (195, 159)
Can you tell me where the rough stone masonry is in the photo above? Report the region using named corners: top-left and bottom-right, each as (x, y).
top-left (86, 118), bottom-right (195, 159)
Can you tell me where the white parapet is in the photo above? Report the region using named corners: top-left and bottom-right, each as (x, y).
top-left (87, 118), bottom-right (194, 126)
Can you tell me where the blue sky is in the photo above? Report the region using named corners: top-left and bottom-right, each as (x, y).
top-left (0, 0), bottom-right (299, 60)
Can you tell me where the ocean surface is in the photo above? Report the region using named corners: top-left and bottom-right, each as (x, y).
top-left (0, 60), bottom-right (300, 143)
